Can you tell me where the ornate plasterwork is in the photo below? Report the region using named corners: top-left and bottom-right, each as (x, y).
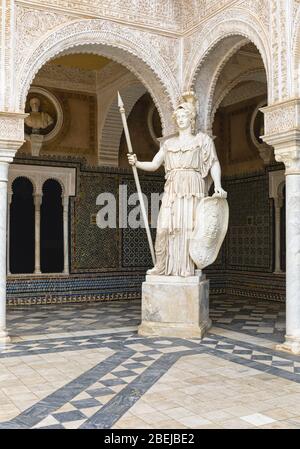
top-left (292, 2), bottom-right (300, 96)
top-left (183, 7), bottom-right (270, 89)
top-left (15, 17), bottom-right (179, 136)
top-left (15, 5), bottom-right (76, 70)
top-left (262, 99), bottom-right (300, 136)
top-left (19, 0), bottom-right (182, 32)
top-left (0, 112), bottom-right (27, 143)
top-left (261, 100), bottom-right (300, 174)
top-left (16, 0), bottom-right (239, 33)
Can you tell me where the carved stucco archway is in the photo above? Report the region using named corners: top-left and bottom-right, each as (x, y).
top-left (15, 19), bottom-right (180, 136)
top-left (183, 11), bottom-right (271, 133)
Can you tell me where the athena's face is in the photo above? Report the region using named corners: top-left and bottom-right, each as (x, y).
top-left (174, 108), bottom-right (191, 130)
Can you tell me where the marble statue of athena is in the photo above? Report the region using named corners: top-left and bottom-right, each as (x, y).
top-left (128, 92), bottom-right (227, 277)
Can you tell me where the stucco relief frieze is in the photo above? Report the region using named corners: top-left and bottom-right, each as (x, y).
top-left (16, 0), bottom-right (239, 32)
top-left (18, 0), bottom-right (181, 31)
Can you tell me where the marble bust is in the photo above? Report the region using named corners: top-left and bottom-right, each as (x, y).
top-left (25, 97), bottom-right (54, 134)
top-left (128, 91), bottom-right (228, 277)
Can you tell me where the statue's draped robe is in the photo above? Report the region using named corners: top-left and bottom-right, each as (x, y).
top-left (154, 132), bottom-right (218, 276)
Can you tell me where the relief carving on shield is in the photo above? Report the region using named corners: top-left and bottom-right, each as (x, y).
top-left (189, 196), bottom-right (229, 270)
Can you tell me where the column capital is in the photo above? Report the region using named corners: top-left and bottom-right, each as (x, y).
top-left (0, 112), bottom-right (27, 162)
top-left (261, 99), bottom-right (300, 174)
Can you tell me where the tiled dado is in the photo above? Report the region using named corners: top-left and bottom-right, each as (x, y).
top-left (6, 274), bottom-right (144, 306)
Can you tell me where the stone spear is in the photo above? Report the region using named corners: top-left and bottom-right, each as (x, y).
top-left (117, 92), bottom-right (156, 266)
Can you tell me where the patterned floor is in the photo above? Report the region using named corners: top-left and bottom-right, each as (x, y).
top-left (1, 297), bottom-right (300, 429)
top-left (7, 297), bottom-right (285, 340)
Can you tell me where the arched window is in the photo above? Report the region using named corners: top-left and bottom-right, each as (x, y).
top-left (40, 179), bottom-right (64, 273)
top-left (10, 177), bottom-right (35, 274)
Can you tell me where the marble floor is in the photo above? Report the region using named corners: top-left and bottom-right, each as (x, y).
top-left (1, 297), bottom-right (300, 429)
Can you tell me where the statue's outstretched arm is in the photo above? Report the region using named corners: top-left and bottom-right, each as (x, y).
top-left (210, 160), bottom-right (227, 198)
top-left (127, 147), bottom-right (165, 172)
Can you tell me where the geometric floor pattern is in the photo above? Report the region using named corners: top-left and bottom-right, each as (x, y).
top-left (2, 297), bottom-right (300, 429)
top-left (7, 297), bottom-right (285, 340)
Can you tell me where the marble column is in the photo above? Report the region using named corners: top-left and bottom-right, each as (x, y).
top-left (62, 195), bottom-right (69, 274)
top-left (277, 160), bottom-right (300, 354)
top-left (6, 192), bottom-right (12, 276)
top-left (34, 194), bottom-right (42, 274)
top-left (261, 100), bottom-right (300, 354)
top-left (0, 159), bottom-right (12, 342)
top-left (274, 197), bottom-right (283, 274)
top-left (0, 112), bottom-right (27, 343)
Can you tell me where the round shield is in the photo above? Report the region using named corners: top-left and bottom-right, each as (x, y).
top-left (189, 196), bottom-right (229, 270)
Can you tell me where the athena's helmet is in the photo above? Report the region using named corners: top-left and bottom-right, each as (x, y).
top-left (173, 91), bottom-right (198, 134)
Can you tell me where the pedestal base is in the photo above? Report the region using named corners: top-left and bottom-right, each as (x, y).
top-left (276, 335), bottom-right (300, 355)
top-left (138, 272), bottom-right (211, 339)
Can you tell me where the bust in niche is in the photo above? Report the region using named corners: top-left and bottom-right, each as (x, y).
top-left (25, 97), bottom-right (54, 134)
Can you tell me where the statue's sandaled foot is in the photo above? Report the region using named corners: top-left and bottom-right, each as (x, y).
top-left (146, 266), bottom-right (163, 275)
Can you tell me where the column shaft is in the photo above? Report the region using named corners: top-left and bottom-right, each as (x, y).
top-left (285, 174), bottom-right (300, 340)
top-left (0, 162), bottom-right (10, 341)
top-left (274, 199), bottom-right (283, 273)
top-left (63, 196), bottom-right (69, 274)
top-left (34, 195), bottom-right (42, 274)
top-left (6, 193), bottom-right (12, 275)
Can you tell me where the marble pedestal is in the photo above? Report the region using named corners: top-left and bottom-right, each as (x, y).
top-left (138, 271), bottom-right (211, 338)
